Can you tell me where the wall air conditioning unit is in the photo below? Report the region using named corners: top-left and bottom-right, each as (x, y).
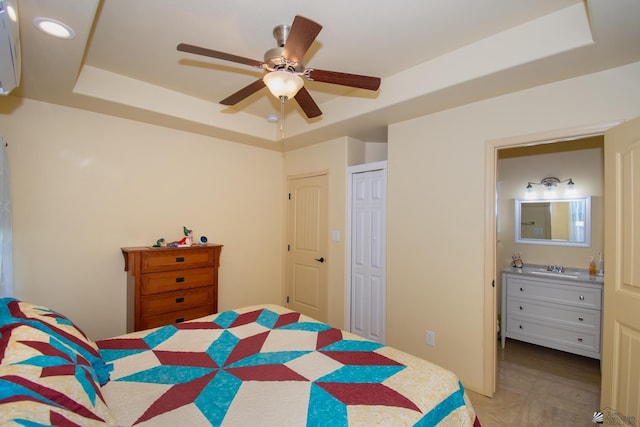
top-left (0, 0), bottom-right (21, 95)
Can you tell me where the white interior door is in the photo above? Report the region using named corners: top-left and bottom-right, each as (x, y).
top-left (601, 115), bottom-right (640, 421)
top-left (286, 173), bottom-right (329, 322)
top-left (349, 162), bottom-right (387, 344)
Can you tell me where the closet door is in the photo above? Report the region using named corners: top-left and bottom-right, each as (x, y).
top-left (350, 166), bottom-right (386, 344)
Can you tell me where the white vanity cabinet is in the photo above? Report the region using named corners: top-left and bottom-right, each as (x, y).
top-left (501, 271), bottom-right (602, 359)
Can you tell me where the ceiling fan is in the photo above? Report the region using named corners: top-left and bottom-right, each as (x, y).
top-left (176, 15), bottom-right (381, 119)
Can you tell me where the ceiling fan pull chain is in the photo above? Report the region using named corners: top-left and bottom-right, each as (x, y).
top-left (280, 96), bottom-right (286, 140)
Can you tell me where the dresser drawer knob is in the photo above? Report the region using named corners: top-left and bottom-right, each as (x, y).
top-left (520, 287), bottom-right (524, 292)
top-left (176, 277), bottom-right (185, 283)
top-left (519, 325), bottom-right (523, 329)
top-left (578, 337), bottom-right (583, 342)
top-left (519, 306), bottom-right (523, 310)
top-left (176, 297), bottom-right (185, 303)
top-left (175, 318), bottom-right (184, 323)
top-left (176, 257), bottom-right (185, 263)
top-left (578, 316), bottom-right (584, 321)
top-left (579, 295), bottom-right (585, 300)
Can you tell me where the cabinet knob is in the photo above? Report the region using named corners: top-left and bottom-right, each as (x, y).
top-left (579, 295), bottom-right (585, 300)
top-left (578, 337), bottom-right (583, 342)
top-left (176, 277), bottom-right (185, 283)
top-left (520, 287), bottom-right (524, 292)
top-left (175, 318), bottom-right (184, 323)
top-left (176, 297), bottom-right (185, 303)
top-left (578, 316), bottom-right (584, 321)
top-left (176, 257), bottom-right (185, 263)
top-left (519, 306), bottom-right (523, 310)
top-left (519, 325), bottom-right (523, 329)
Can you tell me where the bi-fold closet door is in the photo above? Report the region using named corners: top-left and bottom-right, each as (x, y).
top-left (349, 162), bottom-right (387, 344)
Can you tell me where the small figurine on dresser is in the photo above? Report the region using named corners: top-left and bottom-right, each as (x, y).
top-left (176, 226), bottom-right (193, 247)
top-left (152, 238), bottom-right (166, 248)
top-left (512, 251), bottom-right (524, 268)
top-left (153, 226), bottom-right (194, 248)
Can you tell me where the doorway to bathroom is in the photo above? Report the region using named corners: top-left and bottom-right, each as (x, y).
top-left (484, 121), bottom-right (615, 396)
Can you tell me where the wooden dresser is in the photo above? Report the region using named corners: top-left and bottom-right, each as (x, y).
top-left (121, 244), bottom-right (223, 332)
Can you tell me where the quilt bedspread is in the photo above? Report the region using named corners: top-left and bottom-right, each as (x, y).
top-left (97, 304), bottom-right (480, 427)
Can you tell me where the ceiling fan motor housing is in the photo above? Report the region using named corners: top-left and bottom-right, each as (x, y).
top-left (263, 47), bottom-right (303, 73)
top-left (264, 24), bottom-right (303, 73)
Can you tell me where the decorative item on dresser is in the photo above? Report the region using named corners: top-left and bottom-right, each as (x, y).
top-left (121, 244), bottom-right (223, 332)
top-left (501, 267), bottom-right (603, 359)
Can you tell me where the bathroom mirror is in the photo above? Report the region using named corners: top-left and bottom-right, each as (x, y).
top-left (514, 196), bottom-right (591, 247)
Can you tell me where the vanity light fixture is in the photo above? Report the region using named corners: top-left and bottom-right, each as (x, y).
top-left (33, 17), bottom-right (76, 40)
top-left (525, 177), bottom-right (575, 198)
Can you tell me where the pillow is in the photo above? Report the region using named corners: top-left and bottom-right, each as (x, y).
top-left (0, 323), bottom-right (116, 426)
top-left (0, 298), bottom-right (112, 385)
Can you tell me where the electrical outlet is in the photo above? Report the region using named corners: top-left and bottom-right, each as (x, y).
top-left (425, 330), bottom-right (435, 346)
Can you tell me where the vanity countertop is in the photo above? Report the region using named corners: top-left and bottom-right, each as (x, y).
top-left (503, 264), bottom-right (604, 285)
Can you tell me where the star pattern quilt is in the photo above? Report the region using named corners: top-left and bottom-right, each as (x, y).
top-left (97, 304), bottom-right (480, 426)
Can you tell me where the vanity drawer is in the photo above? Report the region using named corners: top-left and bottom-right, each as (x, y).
top-left (507, 297), bottom-right (600, 330)
top-left (139, 305), bottom-right (214, 330)
top-left (141, 248), bottom-right (215, 273)
top-left (140, 286), bottom-right (215, 316)
top-left (506, 277), bottom-right (601, 309)
top-left (506, 315), bottom-right (599, 353)
top-left (141, 267), bottom-right (214, 294)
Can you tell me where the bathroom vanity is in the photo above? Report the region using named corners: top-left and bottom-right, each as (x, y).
top-left (501, 266), bottom-right (603, 359)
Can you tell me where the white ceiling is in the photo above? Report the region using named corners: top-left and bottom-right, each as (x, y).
top-left (6, 0), bottom-right (640, 150)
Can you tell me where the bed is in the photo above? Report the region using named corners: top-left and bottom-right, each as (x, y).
top-left (0, 299), bottom-right (481, 426)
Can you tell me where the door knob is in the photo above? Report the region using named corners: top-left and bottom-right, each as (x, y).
top-left (315, 257), bottom-right (325, 263)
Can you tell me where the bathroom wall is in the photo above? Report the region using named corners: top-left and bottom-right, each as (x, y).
top-left (497, 136), bottom-right (604, 275)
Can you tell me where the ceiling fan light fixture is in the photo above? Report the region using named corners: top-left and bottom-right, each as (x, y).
top-left (263, 70), bottom-right (303, 100)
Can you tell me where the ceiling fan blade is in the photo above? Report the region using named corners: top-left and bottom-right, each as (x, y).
top-left (220, 79), bottom-right (266, 105)
top-left (307, 69), bottom-right (381, 91)
top-left (282, 16), bottom-right (323, 63)
top-left (294, 87), bottom-right (322, 118)
top-left (177, 43), bottom-right (264, 68)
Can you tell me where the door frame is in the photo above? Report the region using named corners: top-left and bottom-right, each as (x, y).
top-left (346, 160), bottom-right (388, 333)
top-left (483, 121), bottom-right (621, 397)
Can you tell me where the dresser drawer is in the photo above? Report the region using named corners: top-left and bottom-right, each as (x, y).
top-left (141, 248), bottom-right (215, 273)
top-left (507, 297), bottom-right (600, 330)
top-left (506, 277), bottom-right (601, 309)
top-left (139, 305), bottom-right (214, 330)
top-left (140, 286), bottom-right (215, 316)
top-left (507, 315), bottom-right (599, 353)
top-left (141, 267), bottom-right (214, 294)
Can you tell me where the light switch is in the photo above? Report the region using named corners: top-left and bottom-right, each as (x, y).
top-left (331, 231), bottom-right (340, 241)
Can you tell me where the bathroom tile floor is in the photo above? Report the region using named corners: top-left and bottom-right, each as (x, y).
top-left (467, 339), bottom-right (601, 427)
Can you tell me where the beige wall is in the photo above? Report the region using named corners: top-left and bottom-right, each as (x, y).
top-left (3, 59), bottom-right (640, 397)
top-left (0, 97), bottom-right (284, 340)
top-left (387, 61), bottom-right (640, 394)
top-left (281, 137), bottom-right (384, 329)
top-left (283, 137), bottom-right (350, 328)
top-left (498, 144), bottom-right (604, 272)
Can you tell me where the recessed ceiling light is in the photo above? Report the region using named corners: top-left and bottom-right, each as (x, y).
top-left (5, 3), bottom-right (17, 23)
top-left (33, 17), bottom-right (76, 40)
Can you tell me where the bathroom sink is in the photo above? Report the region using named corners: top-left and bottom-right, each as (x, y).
top-left (528, 270), bottom-right (579, 279)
